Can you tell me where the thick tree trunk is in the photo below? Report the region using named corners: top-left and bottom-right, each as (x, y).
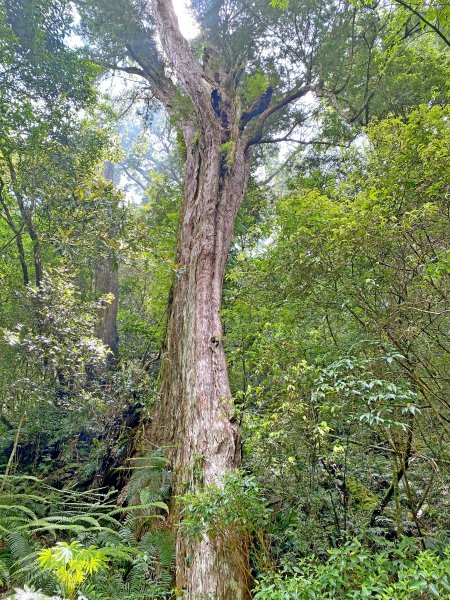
top-left (84, 0), bottom-right (315, 592)
top-left (154, 131), bottom-right (252, 599)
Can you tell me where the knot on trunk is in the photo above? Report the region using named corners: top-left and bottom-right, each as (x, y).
top-left (210, 336), bottom-right (221, 348)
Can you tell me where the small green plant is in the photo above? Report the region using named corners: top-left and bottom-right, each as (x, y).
top-left (241, 71), bottom-right (271, 103)
top-left (219, 140), bottom-right (236, 170)
top-left (191, 131), bottom-right (200, 146)
top-left (179, 471), bottom-right (269, 539)
top-left (37, 541), bottom-right (109, 599)
top-left (178, 471), bottom-right (271, 571)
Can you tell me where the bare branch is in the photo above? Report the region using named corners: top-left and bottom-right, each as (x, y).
top-left (91, 58), bottom-right (147, 78)
top-left (121, 166), bottom-right (148, 191)
top-left (258, 136), bottom-right (343, 147)
top-left (393, 0), bottom-right (450, 47)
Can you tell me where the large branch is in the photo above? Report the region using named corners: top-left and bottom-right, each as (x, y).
top-left (244, 83), bottom-right (316, 148)
top-left (89, 51), bottom-right (177, 113)
top-left (92, 59), bottom-right (147, 78)
top-left (151, 0), bottom-right (217, 127)
top-left (124, 42), bottom-right (178, 110)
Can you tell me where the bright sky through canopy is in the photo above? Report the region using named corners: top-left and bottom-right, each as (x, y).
top-left (173, 0), bottom-right (199, 39)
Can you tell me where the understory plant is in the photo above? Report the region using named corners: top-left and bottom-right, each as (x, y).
top-left (37, 542), bottom-right (111, 600)
top-left (0, 473), bottom-right (173, 600)
top-left (178, 471), bottom-right (271, 573)
top-left (253, 539), bottom-right (450, 599)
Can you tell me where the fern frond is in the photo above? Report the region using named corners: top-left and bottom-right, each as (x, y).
top-left (110, 502), bottom-right (168, 516)
top-left (6, 533), bottom-right (36, 562)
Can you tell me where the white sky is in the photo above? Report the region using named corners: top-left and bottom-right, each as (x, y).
top-left (173, 0), bottom-right (199, 39)
top-left (69, 1), bottom-right (199, 44)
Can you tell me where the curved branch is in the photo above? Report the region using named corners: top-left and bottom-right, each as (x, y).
top-left (393, 0), bottom-right (450, 47)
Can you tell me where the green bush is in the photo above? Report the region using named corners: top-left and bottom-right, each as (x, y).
top-left (254, 539), bottom-right (450, 599)
top-left (178, 471), bottom-right (270, 540)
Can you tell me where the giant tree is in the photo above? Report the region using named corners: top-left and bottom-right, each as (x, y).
top-left (76, 0), bottom-right (448, 596)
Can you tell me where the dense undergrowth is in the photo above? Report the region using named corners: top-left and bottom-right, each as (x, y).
top-left (0, 461), bottom-right (174, 600)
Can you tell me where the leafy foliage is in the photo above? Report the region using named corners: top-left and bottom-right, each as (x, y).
top-left (179, 471), bottom-right (269, 539)
top-left (254, 539), bottom-right (450, 599)
top-left (37, 542), bottom-right (110, 599)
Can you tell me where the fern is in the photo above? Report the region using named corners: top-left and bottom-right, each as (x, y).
top-left (121, 451), bottom-right (171, 508)
top-left (139, 529), bottom-right (174, 570)
top-left (0, 557), bottom-right (10, 587)
top-left (6, 532), bottom-right (36, 562)
top-left (0, 469), bottom-right (175, 599)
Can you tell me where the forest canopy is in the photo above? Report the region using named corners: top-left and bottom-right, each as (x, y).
top-left (0, 0), bottom-right (449, 598)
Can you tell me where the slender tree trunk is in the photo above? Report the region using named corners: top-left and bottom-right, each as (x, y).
top-left (94, 257), bottom-right (119, 361)
top-left (26, 219), bottom-right (43, 286)
top-left (4, 155), bottom-right (43, 285)
top-left (0, 187), bottom-right (29, 285)
top-left (94, 162), bottom-right (119, 363)
top-left (1, 412), bottom-right (25, 489)
top-left (13, 227), bottom-right (29, 286)
top-left (13, 191), bottom-right (42, 286)
top-left (153, 130), bottom-right (252, 599)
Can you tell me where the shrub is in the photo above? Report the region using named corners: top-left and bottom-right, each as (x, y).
top-left (254, 539), bottom-right (450, 599)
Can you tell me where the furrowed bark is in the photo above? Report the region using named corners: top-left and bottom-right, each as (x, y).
top-left (153, 131), bottom-right (252, 598)
top-left (139, 2), bottom-right (252, 596)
